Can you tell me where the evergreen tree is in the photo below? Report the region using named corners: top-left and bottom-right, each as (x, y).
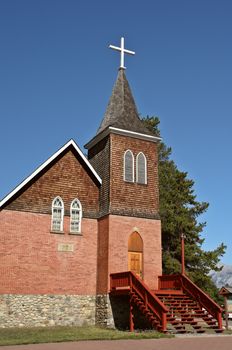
top-left (142, 116), bottom-right (226, 300)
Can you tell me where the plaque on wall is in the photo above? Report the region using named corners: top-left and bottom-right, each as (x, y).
top-left (58, 243), bottom-right (74, 252)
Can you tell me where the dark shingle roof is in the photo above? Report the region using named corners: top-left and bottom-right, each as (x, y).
top-left (96, 68), bottom-right (153, 136)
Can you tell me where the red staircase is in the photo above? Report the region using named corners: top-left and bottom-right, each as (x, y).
top-left (110, 272), bottom-right (223, 334)
top-left (110, 271), bottom-right (168, 332)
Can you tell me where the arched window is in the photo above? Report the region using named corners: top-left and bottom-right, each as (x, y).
top-left (70, 199), bottom-right (82, 233)
top-left (124, 150), bottom-right (134, 182)
top-left (136, 152), bottom-right (147, 184)
top-left (51, 196), bottom-right (64, 232)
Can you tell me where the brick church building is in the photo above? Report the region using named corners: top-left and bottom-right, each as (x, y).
top-left (0, 40), bottom-right (223, 332)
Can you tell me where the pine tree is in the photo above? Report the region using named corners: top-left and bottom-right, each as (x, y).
top-left (142, 116), bottom-right (226, 300)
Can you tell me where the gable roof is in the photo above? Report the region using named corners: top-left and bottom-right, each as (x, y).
top-left (96, 68), bottom-right (153, 136)
top-left (219, 286), bottom-right (232, 295)
top-left (0, 139), bottom-right (102, 208)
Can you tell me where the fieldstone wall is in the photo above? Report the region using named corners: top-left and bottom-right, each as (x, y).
top-left (0, 294), bottom-right (114, 328)
top-left (95, 294), bottom-right (114, 328)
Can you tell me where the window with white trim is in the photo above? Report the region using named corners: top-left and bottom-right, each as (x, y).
top-left (51, 196), bottom-right (64, 232)
top-left (136, 152), bottom-right (147, 184)
top-left (70, 199), bottom-right (82, 233)
top-left (124, 150), bottom-right (134, 182)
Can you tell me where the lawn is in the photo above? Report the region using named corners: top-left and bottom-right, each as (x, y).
top-left (0, 326), bottom-right (171, 346)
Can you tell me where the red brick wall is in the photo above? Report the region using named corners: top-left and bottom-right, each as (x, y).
top-left (110, 134), bottom-right (159, 218)
top-left (108, 215), bottom-right (162, 290)
top-left (96, 216), bottom-right (109, 294)
top-left (4, 149), bottom-right (99, 218)
top-left (0, 210), bottom-right (98, 295)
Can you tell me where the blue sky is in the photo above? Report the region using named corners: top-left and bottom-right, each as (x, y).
top-left (0, 0), bottom-right (231, 264)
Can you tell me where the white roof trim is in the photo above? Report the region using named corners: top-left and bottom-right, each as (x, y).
top-left (85, 126), bottom-right (161, 149)
top-left (0, 139), bottom-right (102, 208)
top-left (109, 127), bottom-right (162, 141)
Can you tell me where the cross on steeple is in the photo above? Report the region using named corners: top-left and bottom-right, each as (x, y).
top-left (109, 37), bottom-right (135, 69)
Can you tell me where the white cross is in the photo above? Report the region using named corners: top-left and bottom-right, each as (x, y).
top-left (109, 37), bottom-right (135, 69)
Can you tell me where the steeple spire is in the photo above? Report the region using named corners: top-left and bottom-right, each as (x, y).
top-left (85, 38), bottom-right (155, 151)
top-left (96, 68), bottom-right (153, 136)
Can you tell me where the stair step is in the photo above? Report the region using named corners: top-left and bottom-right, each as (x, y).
top-left (179, 311), bottom-right (190, 318)
top-left (194, 313), bottom-right (207, 318)
top-left (192, 325), bottom-right (202, 329)
top-left (174, 325), bottom-right (186, 330)
top-left (181, 317), bottom-right (194, 322)
top-left (206, 320), bottom-right (217, 325)
top-left (170, 320), bottom-right (180, 325)
top-left (209, 325), bottom-right (221, 329)
top-left (185, 321), bottom-right (198, 325)
top-left (167, 316), bottom-right (176, 321)
top-left (156, 289), bottom-right (223, 335)
top-left (134, 299), bottom-right (142, 304)
top-left (203, 316), bottom-right (214, 321)
top-left (196, 329), bottom-right (205, 334)
top-left (176, 329), bottom-right (187, 334)
top-left (195, 309), bottom-right (206, 313)
top-left (214, 329), bottom-right (224, 333)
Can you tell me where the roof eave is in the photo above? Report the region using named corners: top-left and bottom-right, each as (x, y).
top-left (84, 126), bottom-right (162, 150)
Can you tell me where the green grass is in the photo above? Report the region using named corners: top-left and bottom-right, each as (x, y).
top-left (0, 326), bottom-right (171, 346)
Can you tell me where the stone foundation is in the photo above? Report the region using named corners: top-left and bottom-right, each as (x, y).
top-left (0, 294), bottom-right (114, 328)
top-left (95, 294), bottom-right (114, 328)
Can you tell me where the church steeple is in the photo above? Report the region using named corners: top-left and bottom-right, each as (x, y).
top-left (96, 68), bottom-right (152, 136)
top-left (85, 38), bottom-right (160, 220)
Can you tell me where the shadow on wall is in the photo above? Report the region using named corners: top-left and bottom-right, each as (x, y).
top-left (109, 295), bottom-right (153, 330)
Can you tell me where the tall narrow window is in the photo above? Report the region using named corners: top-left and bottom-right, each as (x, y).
top-left (136, 152), bottom-right (147, 184)
top-left (51, 197), bottom-right (64, 232)
top-left (124, 150), bottom-right (134, 182)
top-left (70, 199), bottom-right (82, 233)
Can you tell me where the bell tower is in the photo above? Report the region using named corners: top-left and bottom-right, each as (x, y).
top-left (85, 38), bottom-right (162, 292)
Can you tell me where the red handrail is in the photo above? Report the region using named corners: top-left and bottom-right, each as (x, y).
top-left (180, 274), bottom-right (223, 329)
top-left (110, 271), bottom-right (168, 332)
top-left (159, 274), bottom-right (223, 329)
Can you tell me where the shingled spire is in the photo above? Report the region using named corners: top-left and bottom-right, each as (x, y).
top-left (96, 68), bottom-right (153, 136)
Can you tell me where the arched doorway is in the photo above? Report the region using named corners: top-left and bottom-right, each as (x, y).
top-left (128, 232), bottom-right (143, 278)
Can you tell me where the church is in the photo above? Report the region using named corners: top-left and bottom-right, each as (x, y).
top-left (0, 38), bottom-right (223, 333)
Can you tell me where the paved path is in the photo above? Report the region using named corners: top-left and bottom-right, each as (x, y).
top-left (1, 335), bottom-right (232, 350)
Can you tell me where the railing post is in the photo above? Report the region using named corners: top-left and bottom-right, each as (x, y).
top-left (181, 232), bottom-right (186, 275)
top-left (162, 311), bottom-right (167, 332)
top-left (129, 273), bottom-right (134, 332)
top-left (217, 311), bottom-right (222, 330)
top-left (129, 302), bottom-right (134, 332)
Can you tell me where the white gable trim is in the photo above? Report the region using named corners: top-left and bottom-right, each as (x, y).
top-left (0, 139), bottom-right (102, 208)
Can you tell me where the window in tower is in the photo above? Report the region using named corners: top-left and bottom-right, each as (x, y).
top-left (136, 152), bottom-right (147, 184)
top-left (70, 199), bottom-right (82, 233)
top-left (51, 196), bottom-right (64, 232)
top-left (124, 150), bottom-right (134, 182)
